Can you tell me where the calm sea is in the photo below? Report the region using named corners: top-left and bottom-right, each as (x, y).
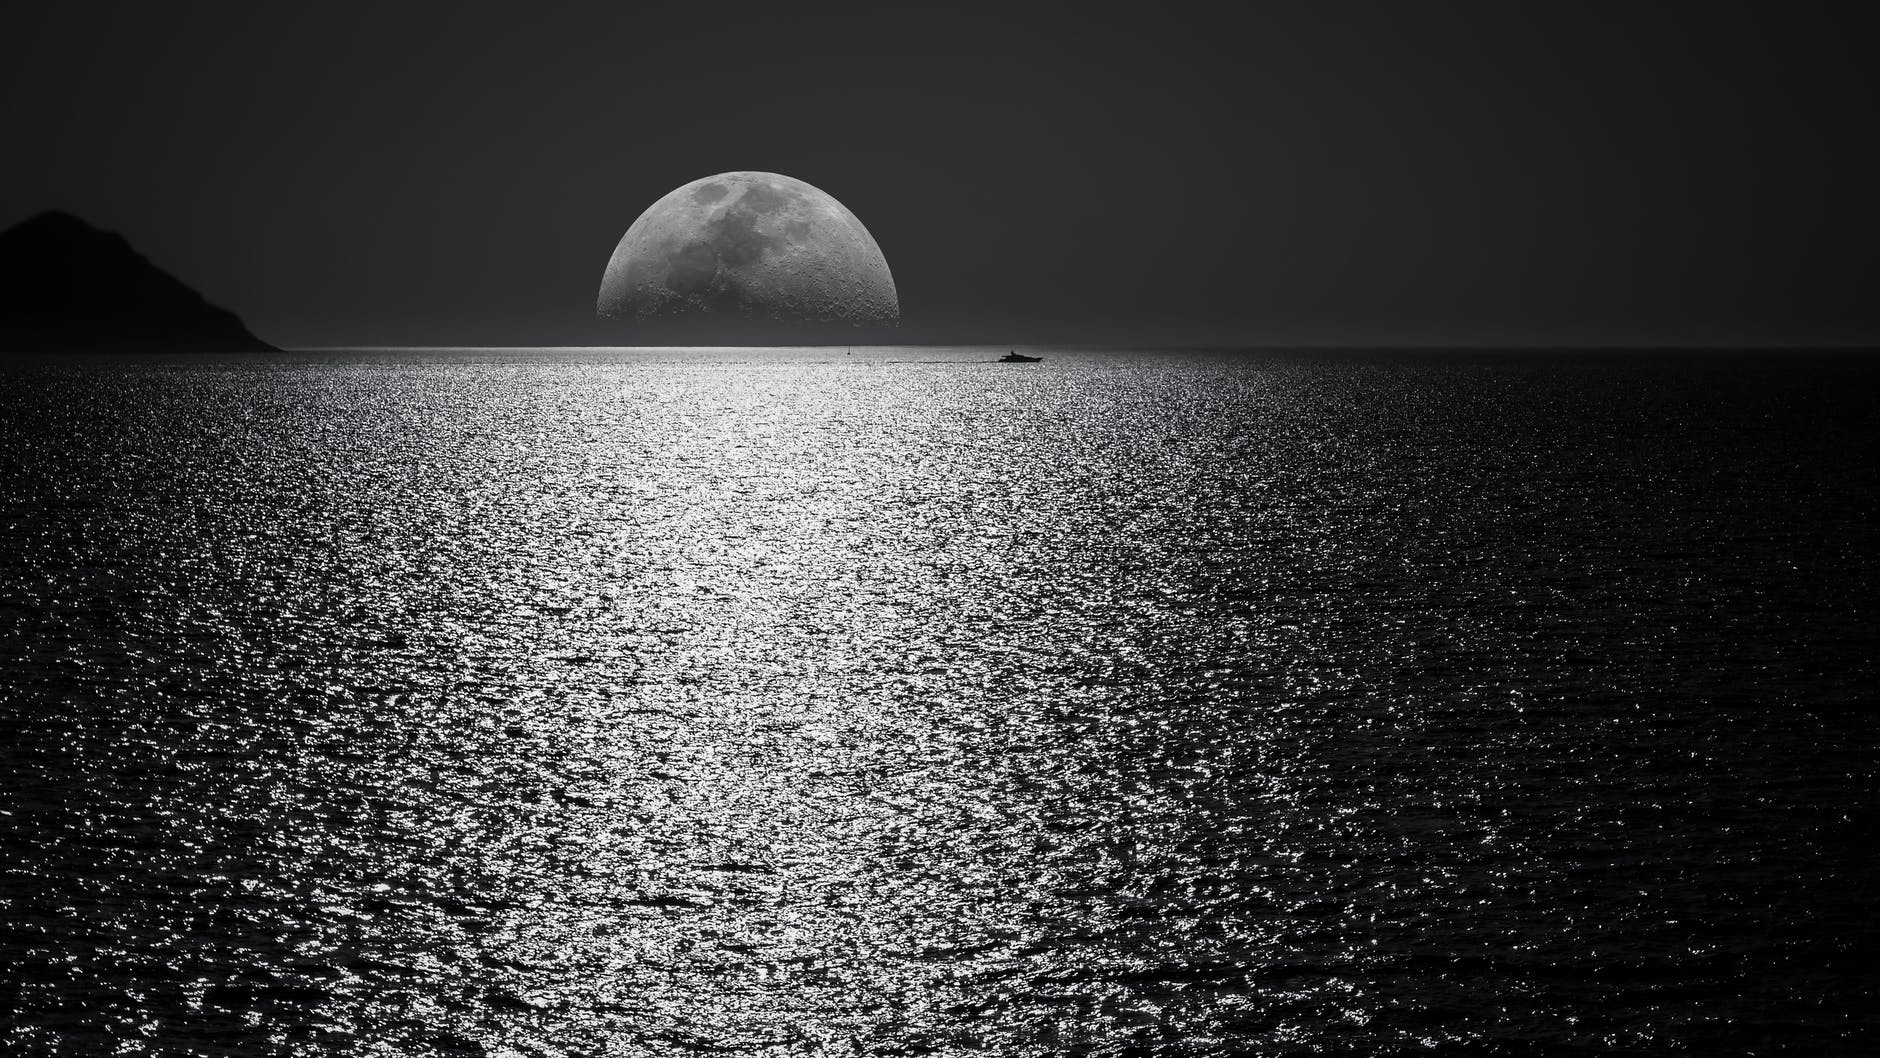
top-left (2, 348), bottom-right (1875, 1055)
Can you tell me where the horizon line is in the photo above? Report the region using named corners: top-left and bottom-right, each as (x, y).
top-left (279, 342), bottom-right (1880, 353)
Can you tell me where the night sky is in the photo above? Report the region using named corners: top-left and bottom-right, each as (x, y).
top-left (3, 1), bottom-right (1876, 348)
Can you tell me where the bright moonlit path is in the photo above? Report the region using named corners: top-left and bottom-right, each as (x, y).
top-left (1, 350), bottom-right (1873, 1053)
top-left (310, 349), bottom-right (1293, 1048)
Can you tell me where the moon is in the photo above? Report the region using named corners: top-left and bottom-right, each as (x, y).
top-left (597, 171), bottom-right (898, 330)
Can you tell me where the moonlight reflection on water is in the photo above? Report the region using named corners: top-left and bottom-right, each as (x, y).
top-left (1, 349), bottom-right (1874, 1055)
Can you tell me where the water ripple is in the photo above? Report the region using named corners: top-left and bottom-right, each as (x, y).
top-left (2, 350), bottom-right (1875, 1055)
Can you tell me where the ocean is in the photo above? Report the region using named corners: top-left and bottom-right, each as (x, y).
top-left (2, 348), bottom-right (1875, 1055)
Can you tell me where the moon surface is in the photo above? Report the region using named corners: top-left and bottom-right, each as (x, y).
top-left (597, 172), bottom-right (898, 329)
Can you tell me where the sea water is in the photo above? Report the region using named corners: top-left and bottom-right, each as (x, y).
top-left (2, 348), bottom-right (1875, 1055)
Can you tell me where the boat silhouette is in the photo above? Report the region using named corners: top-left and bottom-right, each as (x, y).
top-left (997, 350), bottom-right (1042, 363)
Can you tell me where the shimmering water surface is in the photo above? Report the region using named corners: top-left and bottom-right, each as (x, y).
top-left (3, 349), bottom-right (1876, 1055)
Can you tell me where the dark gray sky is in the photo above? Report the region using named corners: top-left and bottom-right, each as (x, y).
top-left (3, 1), bottom-right (1876, 347)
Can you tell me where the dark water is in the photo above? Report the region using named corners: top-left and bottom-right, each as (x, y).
top-left (2, 349), bottom-right (1875, 1056)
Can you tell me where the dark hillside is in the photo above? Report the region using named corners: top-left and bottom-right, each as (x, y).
top-left (0, 211), bottom-right (273, 352)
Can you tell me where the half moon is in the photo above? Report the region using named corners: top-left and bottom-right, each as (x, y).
top-left (596, 171), bottom-right (898, 331)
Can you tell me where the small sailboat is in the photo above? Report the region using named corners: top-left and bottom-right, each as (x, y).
top-left (997, 349), bottom-right (1042, 363)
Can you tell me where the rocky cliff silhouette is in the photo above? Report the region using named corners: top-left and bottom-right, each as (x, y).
top-left (0, 211), bottom-right (275, 352)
